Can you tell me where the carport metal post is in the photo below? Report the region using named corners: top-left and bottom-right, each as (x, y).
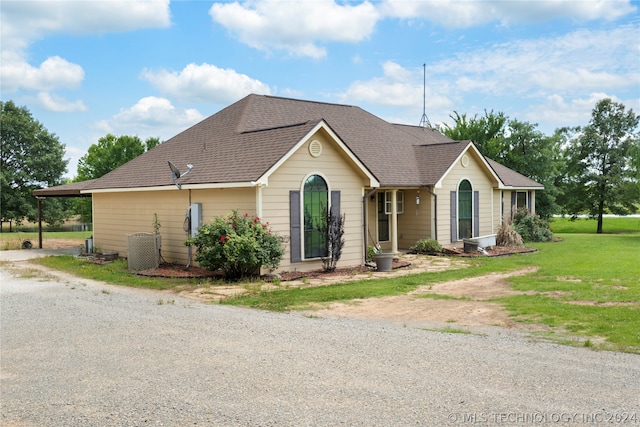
top-left (38, 197), bottom-right (43, 249)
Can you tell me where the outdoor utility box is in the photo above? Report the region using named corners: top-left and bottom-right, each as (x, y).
top-left (127, 232), bottom-right (160, 271)
top-left (190, 203), bottom-right (202, 237)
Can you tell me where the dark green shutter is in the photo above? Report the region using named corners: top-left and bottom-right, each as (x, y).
top-left (290, 191), bottom-right (301, 263)
top-left (473, 191), bottom-right (479, 237)
top-left (330, 190), bottom-right (340, 217)
top-left (450, 191), bottom-right (457, 242)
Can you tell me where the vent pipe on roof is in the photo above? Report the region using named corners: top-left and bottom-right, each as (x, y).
top-left (418, 63), bottom-right (432, 129)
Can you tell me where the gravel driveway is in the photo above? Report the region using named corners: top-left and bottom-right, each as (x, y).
top-left (1, 254), bottom-right (639, 426)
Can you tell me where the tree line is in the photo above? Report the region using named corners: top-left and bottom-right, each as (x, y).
top-left (1, 98), bottom-right (639, 233)
top-left (441, 98), bottom-right (639, 233)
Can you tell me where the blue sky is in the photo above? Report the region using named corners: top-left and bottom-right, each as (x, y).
top-left (2, 0), bottom-right (639, 180)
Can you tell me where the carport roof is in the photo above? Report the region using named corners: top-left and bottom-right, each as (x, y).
top-left (32, 179), bottom-right (96, 197)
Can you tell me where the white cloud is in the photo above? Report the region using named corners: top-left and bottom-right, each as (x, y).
top-left (380, 0), bottom-right (636, 28)
top-left (140, 63), bottom-right (272, 103)
top-left (1, 0), bottom-right (171, 50)
top-left (0, 0), bottom-right (171, 103)
top-left (209, 0), bottom-right (379, 58)
top-left (93, 97), bottom-right (204, 142)
top-left (1, 53), bottom-right (84, 93)
top-left (339, 61), bottom-right (453, 110)
top-left (525, 93), bottom-right (620, 129)
top-left (37, 92), bottom-right (87, 113)
top-left (426, 25), bottom-right (639, 98)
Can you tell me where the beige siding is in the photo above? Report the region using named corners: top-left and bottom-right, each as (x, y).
top-left (397, 189), bottom-right (432, 248)
top-left (263, 130), bottom-right (369, 272)
top-left (364, 189), bottom-right (433, 252)
top-left (435, 151), bottom-right (499, 247)
top-left (92, 188), bottom-right (254, 264)
top-left (494, 189), bottom-right (505, 230)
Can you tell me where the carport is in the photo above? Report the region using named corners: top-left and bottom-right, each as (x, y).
top-left (32, 180), bottom-right (95, 249)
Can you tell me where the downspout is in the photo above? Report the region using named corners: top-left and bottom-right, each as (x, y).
top-left (363, 188), bottom-right (377, 264)
top-left (424, 186), bottom-right (437, 241)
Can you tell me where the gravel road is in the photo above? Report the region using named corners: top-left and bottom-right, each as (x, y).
top-left (1, 257), bottom-right (639, 426)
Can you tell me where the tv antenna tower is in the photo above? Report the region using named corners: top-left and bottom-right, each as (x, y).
top-left (418, 63), bottom-right (432, 129)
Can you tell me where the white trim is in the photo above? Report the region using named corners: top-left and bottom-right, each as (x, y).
top-left (457, 178), bottom-right (474, 241)
top-left (499, 185), bottom-right (543, 190)
top-left (257, 120), bottom-right (380, 188)
top-left (82, 181), bottom-right (259, 194)
top-left (434, 142), bottom-right (503, 189)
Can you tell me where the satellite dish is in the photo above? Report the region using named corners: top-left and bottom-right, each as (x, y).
top-left (168, 161), bottom-right (193, 189)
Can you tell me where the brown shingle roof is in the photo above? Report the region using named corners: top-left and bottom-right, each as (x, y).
top-left (84, 94), bottom-right (541, 191)
top-left (486, 158), bottom-right (544, 188)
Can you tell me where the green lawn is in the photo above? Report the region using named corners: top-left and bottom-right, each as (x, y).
top-left (225, 217), bottom-right (640, 352)
top-left (550, 215), bottom-right (640, 234)
top-left (0, 231), bottom-right (91, 250)
top-left (10, 218), bottom-right (640, 353)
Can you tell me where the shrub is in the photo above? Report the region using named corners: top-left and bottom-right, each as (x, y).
top-left (316, 208), bottom-right (345, 272)
top-left (409, 238), bottom-right (442, 254)
top-left (366, 245), bottom-right (378, 263)
top-left (513, 208), bottom-right (553, 242)
top-left (496, 221), bottom-right (524, 248)
top-left (186, 210), bottom-right (284, 280)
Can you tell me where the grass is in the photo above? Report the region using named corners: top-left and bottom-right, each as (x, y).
top-left (7, 217), bottom-right (640, 353)
top-left (223, 217), bottom-right (639, 352)
top-left (550, 216), bottom-right (640, 234)
top-left (34, 256), bottom-right (216, 290)
top-left (0, 230), bottom-right (91, 250)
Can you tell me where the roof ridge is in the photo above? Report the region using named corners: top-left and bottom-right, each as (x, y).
top-left (240, 120), bottom-right (312, 134)
top-left (261, 94), bottom-right (355, 109)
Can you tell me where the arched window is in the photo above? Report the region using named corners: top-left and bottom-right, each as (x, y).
top-left (458, 180), bottom-right (473, 239)
top-left (303, 174), bottom-right (328, 258)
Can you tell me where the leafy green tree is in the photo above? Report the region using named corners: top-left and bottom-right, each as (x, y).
top-left (77, 134), bottom-right (145, 181)
top-left (443, 110), bottom-right (508, 159)
top-left (501, 120), bottom-right (563, 219)
top-left (561, 98), bottom-right (640, 233)
top-left (1, 100), bottom-right (68, 227)
top-left (444, 110), bottom-right (562, 219)
top-left (74, 134), bottom-right (161, 221)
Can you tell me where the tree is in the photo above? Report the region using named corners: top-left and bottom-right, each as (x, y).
top-left (444, 110), bottom-right (562, 219)
top-left (443, 110), bottom-right (508, 160)
top-left (1, 100), bottom-right (68, 227)
top-left (77, 134), bottom-right (146, 181)
top-left (74, 134), bottom-right (161, 222)
top-left (501, 120), bottom-right (563, 219)
top-left (561, 98), bottom-right (640, 233)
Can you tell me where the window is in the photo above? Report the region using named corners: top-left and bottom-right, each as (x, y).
top-left (377, 193), bottom-right (389, 242)
top-left (458, 180), bottom-right (472, 240)
top-left (303, 175), bottom-right (328, 258)
top-left (383, 190), bottom-right (404, 214)
top-left (516, 191), bottom-right (528, 209)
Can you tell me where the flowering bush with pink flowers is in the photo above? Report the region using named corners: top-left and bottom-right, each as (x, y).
top-left (186, 210), bottom-right (284, 280)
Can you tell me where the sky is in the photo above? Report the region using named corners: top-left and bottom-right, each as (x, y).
top-left (1, 0), bottom-right (639, 180)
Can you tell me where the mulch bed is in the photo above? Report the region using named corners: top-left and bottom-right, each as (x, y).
top-left (136, 264), bottom-right (221, 279)
top-left (133, 246), bottom-right (536, 280)
top-left (135, 260), bottom-right (412, 280)
top-left (444, 246), bottom-right (538, 257)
